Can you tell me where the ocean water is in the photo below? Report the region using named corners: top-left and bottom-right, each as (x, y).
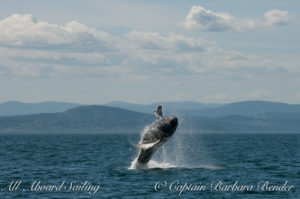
top-left (0, 132), bottom-right (299, 198)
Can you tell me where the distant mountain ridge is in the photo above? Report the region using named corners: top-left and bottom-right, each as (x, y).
top-left (0, 100), bottom-right (222, 117)
top-left (0, 101), bottom-right (82, 116)
top-left (105, 101), bottom-right (221, 115)
top-left (1, 100), bottom-right (300, 134)
top-left (0, 105), bottom-right (153, 133)
top-left (181, 101), bottom-right (300, 117)
top-left (3, 100), bottom-right (299, 118)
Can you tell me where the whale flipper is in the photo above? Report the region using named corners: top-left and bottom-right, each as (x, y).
top-left (136, 140), bottom-right (160, 150)
top-left (154, 105), bottom-right (163, 119)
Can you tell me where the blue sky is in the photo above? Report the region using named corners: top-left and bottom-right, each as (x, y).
top-left (0, 0), bottom-right (299, 104)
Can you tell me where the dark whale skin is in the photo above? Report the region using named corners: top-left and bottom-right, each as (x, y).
top-left (137, 116), bottom-right (178, 164)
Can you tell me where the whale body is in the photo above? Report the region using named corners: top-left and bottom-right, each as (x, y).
top-left (136, 106), bottom-right (178, 165)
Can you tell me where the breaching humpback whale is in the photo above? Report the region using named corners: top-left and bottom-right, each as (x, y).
top-left (136, 105), bottom-right (178, 165)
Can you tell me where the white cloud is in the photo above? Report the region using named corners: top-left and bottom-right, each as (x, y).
top-left (124, 31), bottom-right (208, 52)
top-left (181, 6), bottom-right (290, 32)
top-left (181, 6), bottom-right (242, 31)
top-left (0, 14), bottom-right (113, 49)
top-left (264, 9), bottom-right (290, 26)
top-left (0, 14), bottom-right (297, 79)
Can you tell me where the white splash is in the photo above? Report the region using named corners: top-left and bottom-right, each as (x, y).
top-left (128, 119), bottom-right (226, 170)
top-left (129, 158), bottom-right (176, 170)
top-left (129, 123), bottom-right (183, 170)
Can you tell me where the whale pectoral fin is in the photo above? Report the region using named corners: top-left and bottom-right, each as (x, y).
top-left (154, 105), bottom-right (163, 119)
top-left (136, 140), bottom-right (160, 150)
